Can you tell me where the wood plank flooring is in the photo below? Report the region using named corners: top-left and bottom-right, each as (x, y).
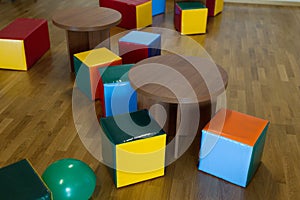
top-left (0, 0), bottom-right (300, 199)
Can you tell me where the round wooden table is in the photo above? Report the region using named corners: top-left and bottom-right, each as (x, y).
top-left (52, 7), bottom-right (122, 72)
top-left (128, 54), bottom-right (228, 158)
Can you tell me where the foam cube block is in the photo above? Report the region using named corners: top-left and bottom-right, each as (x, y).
top-left (206, 0), bottom-right (224, 17)
top-left (100, 0), bottom-right (152, 29)
top-left (99, 64), bottom-right (137, 117)
top-left (100, 109), bottom-right (166, 188)
top-left (152, 0), bottom-right (166, 16)
top-left (174, 2), bottom-right (208, 35)
top-left (0, 18), bottom-right (50, 71)
top-left (74, 47), bottom-right (122, 100)
top-left (119, 31), bottom-right (161, 64)
top-left (198, 108), bottom-right (270, 187)
top-left (0, 159), bottom-right (52, 199)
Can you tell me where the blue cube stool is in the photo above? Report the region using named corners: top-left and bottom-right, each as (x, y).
top-left (152, 0), bottom-right (166, 16)
top-left (198, 108), bottom-right (270, 187)
top-left (99, 64), bottom-right (137, 117)
top-left (118, 31), bottom-right (161, 64)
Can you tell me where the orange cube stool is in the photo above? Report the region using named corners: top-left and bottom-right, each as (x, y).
top-left (198, 108), bottom-right (270, 187)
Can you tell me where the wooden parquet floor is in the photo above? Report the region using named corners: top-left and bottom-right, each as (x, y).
top-left (0, 0), bottom-right (299, 199)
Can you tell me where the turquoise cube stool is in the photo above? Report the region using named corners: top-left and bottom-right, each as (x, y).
top-left (99, 64), bottom-right (137, 117)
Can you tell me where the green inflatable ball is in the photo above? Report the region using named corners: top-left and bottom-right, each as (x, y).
top-left (42, 158), bottom-right (96, 200)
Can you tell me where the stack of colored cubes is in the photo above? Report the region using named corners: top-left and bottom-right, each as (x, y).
top-left (100, 109), bottom-right (166, 188)
top-left (198, 108), bottom-right (270, 187)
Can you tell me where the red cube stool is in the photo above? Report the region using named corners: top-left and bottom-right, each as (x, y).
top-left (206, 0), bottom-right (224, 17)
top-left (118, 31), bottom-right (161, 64)
top-left (100, 0), bottom-right (152, 29)
top-left (0, 18), bottom-right (50, 71)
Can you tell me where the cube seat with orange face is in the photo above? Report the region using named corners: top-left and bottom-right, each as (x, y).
top-left (198, 108), bottom-right (270, 187)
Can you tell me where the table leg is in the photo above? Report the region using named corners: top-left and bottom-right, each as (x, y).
top-left (174, 101), bottom-right (217, 158)
top-left (174, 103), bottom-right (200, 158)
top-left (66, 29), bottom-right (111, 72)
top-left (137, 94), bottom-right (171, 133)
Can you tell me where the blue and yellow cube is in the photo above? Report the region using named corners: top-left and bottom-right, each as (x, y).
top-left (174, 2), bottom-right (208, 35)
top-left (198, 109), bottom-right (270, 187)
top-left (100, 109), bottom-right (166, 188)
top-left (74, 47), bottom-right (122, 100)
top-left (99, 64), bottom-right (137, 117)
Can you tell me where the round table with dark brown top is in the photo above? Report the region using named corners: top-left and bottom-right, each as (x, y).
top-left (52, 7), bottom-right (122, 72)
top-left (128, 54), bottom-right (228, 158)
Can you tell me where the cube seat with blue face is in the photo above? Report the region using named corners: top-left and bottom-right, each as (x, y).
top-left (99, 64), bottom-right (137, 117)
top-left (100, 109), bottom-right (166, 188)
top-left (198, 108), bottom-right (270, 187)
top-left (118, 31), bottom-right (161, 64)
top-left (152, 0), bottom-right (166, 16)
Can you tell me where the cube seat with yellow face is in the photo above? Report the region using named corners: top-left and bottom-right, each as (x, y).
top-left (0, 18), bottom-right (50, 71)
top-left (74, 47), bottom-right (122, 100)
top-left (206, 0), bottom-right (224, 17)
top-left (100, 0), bottom-right (152, 29)
top-left (174, 1), bottom-right (208, 35)
top-left (100, 109), bottom-right (166, 188)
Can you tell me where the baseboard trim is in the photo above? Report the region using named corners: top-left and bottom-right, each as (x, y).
top-left (224, 0), bottom-right (300, 6)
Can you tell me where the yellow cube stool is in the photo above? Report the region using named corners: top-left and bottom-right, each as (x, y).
top-left (100, 109), bottom-right (166, 188)
top-left (174, 2), bottom-right (208, 35)
top-left (74, 47), bottom-right (122, 100)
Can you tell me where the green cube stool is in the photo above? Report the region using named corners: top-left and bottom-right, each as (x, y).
top-left (100, 109), bottom-right (166, 188)
top-left (0, 159), bottom-right (52, 199)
